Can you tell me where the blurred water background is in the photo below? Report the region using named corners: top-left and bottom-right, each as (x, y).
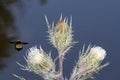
top-left (0, 0), bottom-right (120, 80)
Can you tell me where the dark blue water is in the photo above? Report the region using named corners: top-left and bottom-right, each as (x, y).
top-left (0, 0), bottom-right (120, 80)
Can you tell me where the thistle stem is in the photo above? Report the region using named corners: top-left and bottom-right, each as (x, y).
top-left (58, 51), bottom-right (64, 80)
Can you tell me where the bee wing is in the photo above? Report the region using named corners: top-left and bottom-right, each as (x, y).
top-left (8, 41), bottom-right (16, 44)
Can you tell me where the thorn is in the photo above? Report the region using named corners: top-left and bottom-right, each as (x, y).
top-left (60, 13), bottom-right (62, 21)
top-left (45, 15), bottom-right (50, 28)
top-left (52, 21), bottom-right (54, 29)
top-left (64, 17), bottom-right (66, 22)
top-left (66, 18), bottom-right (68, 24)
top-left (70, 16), bottom-right (72, 27)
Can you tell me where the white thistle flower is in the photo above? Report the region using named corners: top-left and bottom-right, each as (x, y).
top-left (27, 47), bottom-right (44, 65)
top-left (89, 46), bottom-right (106, 61)
top-left (23, 46), bottom-right (55, 76)
top-left (78, 46), bottom-right (107, 68)
top-left (70, 45), bottom-right (108, 80)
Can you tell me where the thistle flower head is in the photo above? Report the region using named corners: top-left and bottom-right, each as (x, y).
top-left (24, 46), bottom-right (55, 75)
top-left (78, 46), bottom-right (107, 70)
top-left (71, 45), bottom-right (108, 80)
top-left (45, 15), bottom-right (75, 54)
top-left (28, 47), bottom-right (44, 65)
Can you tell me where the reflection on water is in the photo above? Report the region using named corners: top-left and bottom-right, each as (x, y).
top-left (0, 34), bottom-right (10, 69)
top-left (0, 0), bottom-right (18, 70)
top-left (39, 0), bottom-right (48, 6)
top-left (1, 0), bottom-right (19, 4)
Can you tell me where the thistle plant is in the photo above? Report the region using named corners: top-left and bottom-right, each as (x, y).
top-left (14, 15), bottom-right (109, 80)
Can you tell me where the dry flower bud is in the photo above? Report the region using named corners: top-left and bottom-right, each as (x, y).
top-left (55, 20), bottom-right (67, 33)
top-left (45, 15), bottom-right (75, 54)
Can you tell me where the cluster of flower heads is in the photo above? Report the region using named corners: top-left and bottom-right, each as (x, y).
top-left (15, 15), bottom-right (108, 80)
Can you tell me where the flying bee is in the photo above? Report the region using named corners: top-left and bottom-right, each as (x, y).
top-left (9, 40), bottom-right (28, 51)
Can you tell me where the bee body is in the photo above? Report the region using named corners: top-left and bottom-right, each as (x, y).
top-left (15, 41), bottom-right (23, 51)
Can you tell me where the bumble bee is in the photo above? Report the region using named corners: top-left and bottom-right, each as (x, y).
top-left (9, 40), bottom-right (28, 51)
